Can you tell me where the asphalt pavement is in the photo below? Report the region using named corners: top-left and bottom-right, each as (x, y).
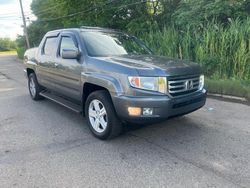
top-left (0, 55), bottom-right (249, 188)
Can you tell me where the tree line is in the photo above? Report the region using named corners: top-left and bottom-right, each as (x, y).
top-left (16, 0), bottom-right (250, 79)
top-left (0, 38), bottom-right (16, 51)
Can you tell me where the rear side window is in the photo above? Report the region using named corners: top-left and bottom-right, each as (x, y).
top-left (59, 36), bottom-right (77, 56)
top-left (43, 37), bottom-right (58, 56)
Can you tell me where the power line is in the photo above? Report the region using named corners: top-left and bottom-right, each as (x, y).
top-left (0, 1), bottom-right (64, 18)
top-left (1, 1), bottom-right (147, 23)
top-left (0, 11), bottom-right (30, 16)
top-left (37, 0), bottom-right (118, 22)
top-left (0, 18), bottom-right (21, 21)
top-left (106, 0), bottom-right (147, 12)
top-left (92, 0), bottom-right (148, 20)
top-left (0, 15), bottom-right (22, 18)
top-left (26, 1), bottom-right (67, 17)
top-left (36, 0), bottom-right (147, 22)
top-left (0, 15), bottom-right (23, 20)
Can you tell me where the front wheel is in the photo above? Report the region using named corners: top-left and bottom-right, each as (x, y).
top-left (28, 73), bottom-right (43, 100)
top-left (85, 90), bottom-right (122, 140)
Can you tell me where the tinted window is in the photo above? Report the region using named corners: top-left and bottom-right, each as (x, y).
top-left (43, 37), bottom-right (57, 56)
top-left (81, 31), bottom-right (152, 57)
top-left (60, 36), bottom-right (77, 56)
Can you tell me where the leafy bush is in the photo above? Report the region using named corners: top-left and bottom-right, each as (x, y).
top-left (16, 47), bottom-right (25, 59)
top-left (15, 35), bottom-right (26, 59)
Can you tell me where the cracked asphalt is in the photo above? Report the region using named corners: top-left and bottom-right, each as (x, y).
top-left (0, 55), bottom-right (250, 188)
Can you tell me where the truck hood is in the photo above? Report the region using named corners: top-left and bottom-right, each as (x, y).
top-left (95, 55), bottom-right (202, 77)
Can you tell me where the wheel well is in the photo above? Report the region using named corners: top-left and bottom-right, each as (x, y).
top-left (83, 83), bottom-right (110, 102)
top-left (82, 83), bottom-right (111, 115)
top-left (26, 68), bottom-right (34, 77)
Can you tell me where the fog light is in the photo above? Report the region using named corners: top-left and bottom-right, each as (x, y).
top-left (128, 107), bottom-right (141, 116)
top-left (143, 108), bottom-right (153, 116)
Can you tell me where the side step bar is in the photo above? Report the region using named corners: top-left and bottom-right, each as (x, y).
top-left (39, 91), bottom-right (82, 113)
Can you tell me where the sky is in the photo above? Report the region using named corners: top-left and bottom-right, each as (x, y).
top-left (0, 0), bottom-right (34, 39)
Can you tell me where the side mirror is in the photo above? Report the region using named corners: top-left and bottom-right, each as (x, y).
top-left (61, 48), bottom-right (80, 59)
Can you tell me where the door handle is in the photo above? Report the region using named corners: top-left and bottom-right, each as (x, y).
top-left (55, 63), bottom-right (59, 67)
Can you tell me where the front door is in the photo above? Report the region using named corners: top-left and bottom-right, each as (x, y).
top-left (53, 33), bottom-right (82, 102)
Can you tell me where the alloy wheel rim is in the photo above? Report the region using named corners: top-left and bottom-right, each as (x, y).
top-left (29, 78), bottom-right (36, 97)
top-left (88, 99), bottom-right (108, 133)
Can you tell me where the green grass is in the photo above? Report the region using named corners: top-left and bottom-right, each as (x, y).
top-left (141, 18), bottom-right (250, 80)
top-left (0, 50), bottom-right (17, 55)
top-left (205, 79), bottom-right (250, 101)
top-left (140, 18), bottom-right (250, 100)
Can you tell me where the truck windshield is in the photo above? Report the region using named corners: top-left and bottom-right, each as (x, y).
top-left (81, 31), bottom-right (152, 57)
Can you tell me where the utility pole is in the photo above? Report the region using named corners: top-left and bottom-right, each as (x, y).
top-left (19, 0), bottom-right (30, 49)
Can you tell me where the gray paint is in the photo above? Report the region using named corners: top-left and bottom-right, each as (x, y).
top-left (24, 27), bottom-right (206, 122)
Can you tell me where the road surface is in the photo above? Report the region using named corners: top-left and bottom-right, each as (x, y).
top-left (0, 55), bottom-right (249, 188)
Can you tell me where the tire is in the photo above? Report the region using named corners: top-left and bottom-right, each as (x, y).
top-left (28, 73), bottom-right (43, 100)
top-left (85, 90), bottom-right (123, 140)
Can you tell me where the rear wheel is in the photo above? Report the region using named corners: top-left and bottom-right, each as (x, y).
top-left (85, 90), bottom-right (122, 140)
top-left (28, 73), bottom-right (43, 100)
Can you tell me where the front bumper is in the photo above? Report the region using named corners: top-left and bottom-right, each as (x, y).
top-left (112, 89), bottom-right (207, 123)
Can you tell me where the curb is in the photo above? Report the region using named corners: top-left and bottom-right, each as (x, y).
top-left (207, 93), bottom-right (249, 105)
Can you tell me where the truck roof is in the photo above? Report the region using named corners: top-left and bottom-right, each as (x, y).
top-left (46, 26), bottom-right (119, 37)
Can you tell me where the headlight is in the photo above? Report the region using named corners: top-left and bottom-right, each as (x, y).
top-left (128, 76), bottom-right (167, 93)
top-left (199, 75), bottom-right (204, 90)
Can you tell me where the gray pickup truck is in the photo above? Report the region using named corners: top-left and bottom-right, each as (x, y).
top-left (24, 26), bottom-right (207, 139)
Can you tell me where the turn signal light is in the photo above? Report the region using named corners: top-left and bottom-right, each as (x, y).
top-left (128, 107), bottom-right (141, 116)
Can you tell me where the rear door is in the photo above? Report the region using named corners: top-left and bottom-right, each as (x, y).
top-left (53, 33), bottom-right (82, 101)
top-left (36, 35), bottom-right (59, 91)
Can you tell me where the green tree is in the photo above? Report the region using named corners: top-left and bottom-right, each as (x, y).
top-left (173, 0), bottom-right (249, 30)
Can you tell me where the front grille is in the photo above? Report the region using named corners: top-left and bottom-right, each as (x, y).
top-left (168, 76), bottom-right (200, 97)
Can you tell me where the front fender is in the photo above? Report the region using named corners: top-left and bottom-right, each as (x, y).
top-left (81, 72), bottom-right (124, 96)
top-left (25, 60), bottom-right (37, 70)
